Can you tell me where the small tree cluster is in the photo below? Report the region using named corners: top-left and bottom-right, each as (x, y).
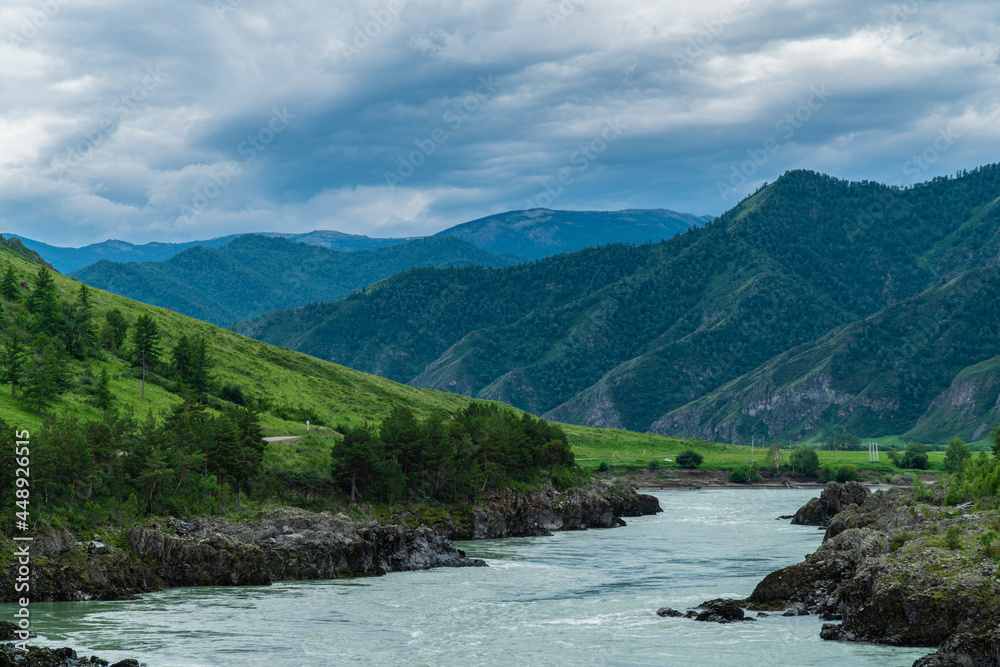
top-left (330, 403), bottom-right (576, 504)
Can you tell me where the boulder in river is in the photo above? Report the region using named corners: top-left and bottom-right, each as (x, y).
top-left (790, 481), bottom-right (869, 527)
top-left (655, 607), bottom-right (683, 618)
top-left (691, 598), bottom-right (751, 624)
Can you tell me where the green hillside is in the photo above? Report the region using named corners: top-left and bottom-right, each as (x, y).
top-left (235, 166), bottom-right (1000, 442)
top-left (0, 243), bottom-right (727, 528)
top-left (0, 250), bottom-right (479, 436)
top-left (70, 234), bottom-right (514, 326)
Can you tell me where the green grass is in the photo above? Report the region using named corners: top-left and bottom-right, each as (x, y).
top-left (563, 424), bottom-right (947, 473)
top-left (0, 245), bottom-right (476, 439)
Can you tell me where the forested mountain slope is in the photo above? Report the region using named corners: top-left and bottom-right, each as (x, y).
top-left (657, 265), bottom-right (1000, 443)
top-left (235, 165), bottom-right (1000, 441)
top-left (71, 234), bottom-right (513, 326)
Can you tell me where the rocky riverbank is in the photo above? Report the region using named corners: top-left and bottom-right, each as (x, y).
top-left (435, 478), bottom-right (662, 540)
top-left (1, 480), bottom-right (660, 603)
top-left (1, 509), bottom-right (484, 603)
top-left (742, 482), bottom-right (1000, 666)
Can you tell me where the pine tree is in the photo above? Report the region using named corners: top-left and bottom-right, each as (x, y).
top-left (95, 367), bottom-right (113, 418)
top-left (1, 335), bottom-right (23, 397)
top-left (331, 426), bottom-right (382, 503)
top-left (105, 309), bottom-right (130, 351)
top-left (171, 335), bottom-right (192, 382)
top-left (188, 336), bottom-right (212, 396)
top-left (77, 283), bottom-right (91, 310)
top-left (73, 284), bottom-right (94, 353)
top-left (233, 408), bottom-right (265, 496)
top-left (25, 267), bottom-right (59, 327)
top-left (132, 314), bottom-right (160, 400)
top-left (0, 264), bottom-right (19, 301)
top-left (22, 334), bottom-right (65, 415)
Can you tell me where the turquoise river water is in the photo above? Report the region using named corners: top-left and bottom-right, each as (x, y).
top-left (7, 489), bottom-right (933, 666)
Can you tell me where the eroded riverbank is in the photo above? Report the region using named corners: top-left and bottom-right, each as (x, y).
top-left (7, 489), bottom-right (931, 667)
top-left (1, 479), bottom-right (659, 603)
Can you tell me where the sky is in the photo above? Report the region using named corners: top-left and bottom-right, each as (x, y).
top-left (0, 0), bottom-right (998, 247)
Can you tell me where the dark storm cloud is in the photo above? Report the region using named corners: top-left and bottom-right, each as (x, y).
top-left (0, 0), bottom-right (996, 245)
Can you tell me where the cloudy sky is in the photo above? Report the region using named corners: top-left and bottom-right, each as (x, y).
top-left (0, 0), bottom-right (997, 246)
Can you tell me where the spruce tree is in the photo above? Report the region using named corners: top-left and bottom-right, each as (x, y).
top-left (105, 309), bottom-right (129, 351)
top-left (25, 267), bottom-right (57, 316)
top-left (22, 334), bottom-right (65, 415)
top-left (132, 314), bottom-right (160, 400)
top-left (95, 367), bottom-right (113, 417)
top-left (1, 335), bottom-right (23, 396)
top-left (189, 336), bottom-right (212, 396)
top-left (0, 264), bottom-right (19, 301)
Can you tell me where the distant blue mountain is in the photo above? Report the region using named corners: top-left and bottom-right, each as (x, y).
top-left (9, 231), bottom-right (410, 273)
top-left (435, 208), bottom-right (712, 261)
top-left (8, 235), bottom-right (240, 273)
top-left (9, 208), bottom-right (708, 273)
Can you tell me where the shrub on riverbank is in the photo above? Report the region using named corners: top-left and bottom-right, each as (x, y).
top-left (836, 465), bottom-right (859, 482)
top-left (677, 450), bottom-right (703, 468)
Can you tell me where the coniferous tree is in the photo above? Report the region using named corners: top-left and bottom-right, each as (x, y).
top-left (171, 335), bottom-right (192, 382)
top-left (95, 367), bottom-right (113, 417)
top-left (233, 407), bottom-right (265, 492)
top-left (0, 264), bottom-right (19, 301)
top-left (188, 336), bottom-right (212, 396)
top-left (331, 425), bottom-right (382, 503)
top-left (25, 267), bottom-right (61, 333)
top-left (132, 314), bottom-right (160, 399)
top-left (73, 283), bottom-right (94, 351)
top-left (1, 335), bottom-right (23, 396)
top-left (21, 334), bottom-right (65, 415)
top-left (105, 309), bottom-right (130, 351)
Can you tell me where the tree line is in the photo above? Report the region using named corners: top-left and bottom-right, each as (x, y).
top-left (330, 403), bottom-right (576, 505)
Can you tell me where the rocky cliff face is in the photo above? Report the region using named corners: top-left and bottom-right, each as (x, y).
top-left (746, 487), bottom-right (1000, 666)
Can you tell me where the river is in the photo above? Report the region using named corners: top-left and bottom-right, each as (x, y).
top-left (10, 489), bottom-right (932, 666)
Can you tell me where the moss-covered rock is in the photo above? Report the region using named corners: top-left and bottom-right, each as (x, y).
top-left (751, 486), bottom-right (1000, 665)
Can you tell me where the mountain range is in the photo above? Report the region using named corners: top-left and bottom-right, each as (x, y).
top-left (70, 235), bottom-right (514, 326)
top-left (11, 207), bottom-right (704, 274)
top-left (234, 166), bottom-right (1000, 444)
top-left (433, 208), bottom-right (710, 261)
top-left (9, 230), bottom-right (411, 274)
